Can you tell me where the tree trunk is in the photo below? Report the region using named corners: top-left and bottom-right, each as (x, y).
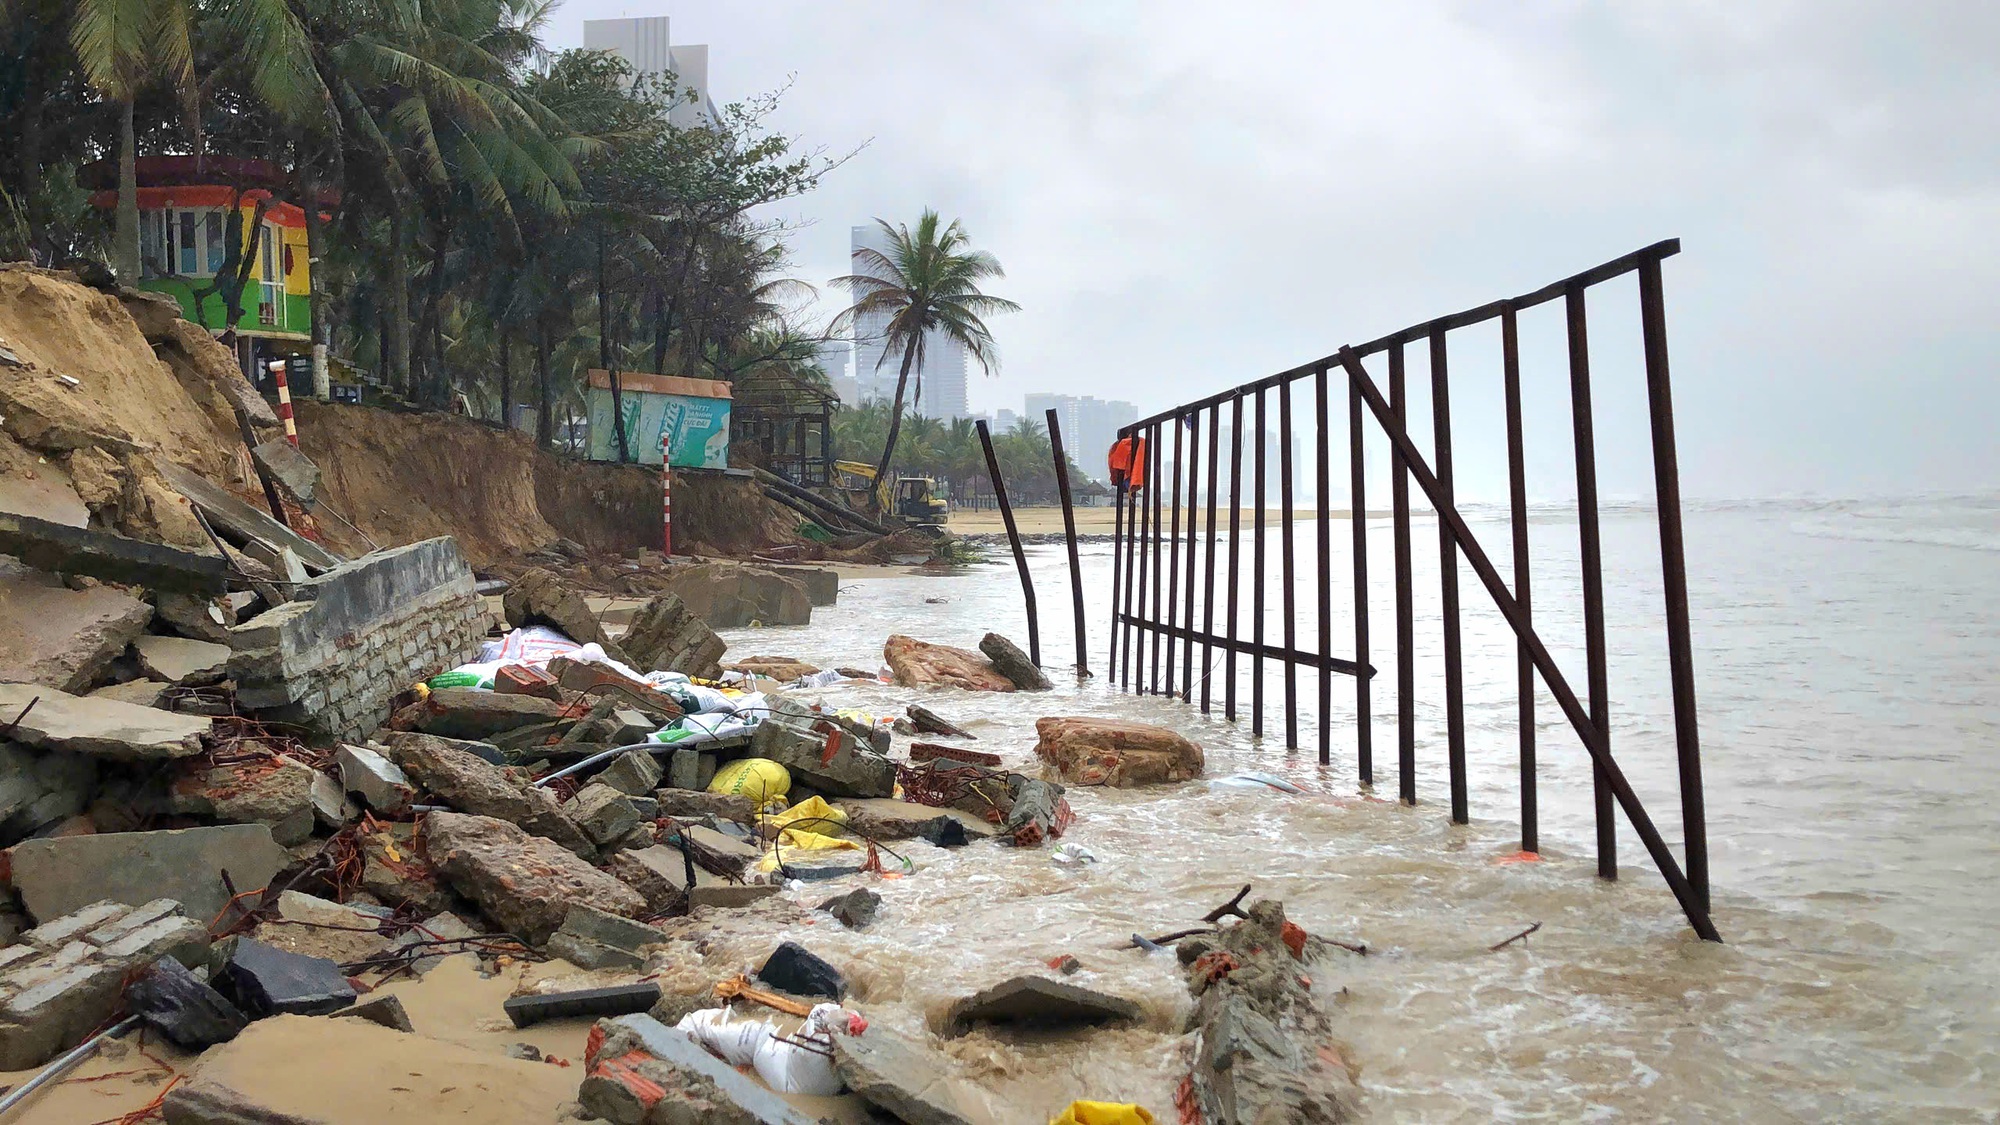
top-left (113, 98), bottom-right (139, 281)
top-left (419, 220), bottom-right (452, 406)
top-left (599, 224), bottom-right (629, 463)
top-left (869, 336), bottom-right (921, 515)
top-left (300, 161), bottom-right (329, 399)
top-left (385, 202), bottom-right (412, 397)
top-left (498, 329), bottom-right (513, 429)
top-left (535, 320), bottom-right (553, 449)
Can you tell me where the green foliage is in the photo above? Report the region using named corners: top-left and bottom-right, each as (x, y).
top-left (829, 401), bottom-right (1090, 508)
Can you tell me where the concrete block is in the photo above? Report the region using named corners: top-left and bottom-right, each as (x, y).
top-left (8, 824), bottom-right (287, 924)
top-left (336, 743), bottom-right (414, 814)
top-left (0, 683), bottom-right (208, 760)
top-left (596, 750), bottom-right (664, 796)
top-left (132, 634), bottom-right (231, 686)
top-left (0, 570), bottom-right (153, 692)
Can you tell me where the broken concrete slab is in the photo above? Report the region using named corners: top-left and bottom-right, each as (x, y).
top-left (336, 742), bottom-right (414, 814)
top-left (682, 824), bottom-right (766, 872)
top-left (942, 975), bottom-right (1141, 1037)
top-left (546, 655), bottom-right (686, 718)
top-left (979, 632), bottom-right (1052, 691)
top-left (408, 687), bottom-right (567, 740)
top-left (132, 633), bottom-right (231, 686)
top-left (504, 983), bottom-right (661, 1030)
top-left (0, 741), bottom-right (95, 845)
top-left (503, 567), bottom-right (628, 661)
top-left (747, 715), bottom-right (896, 798)
top-left (0, 511), bottom-right (227, 596)
top-left (169, 754), bottom-right (319, 845)
top-left (335, 992), bottom-right (414, 1032)
top-left (620, 592), bottom-right (725, 678)
top-left (251, 438), bottom-right (320, 507)
top-left (762, 565), bottom-right (838, 607)
top-left (0, 683), bottom-right (209, 759)
top-left (595, 749), bottom-right (665, 796)
top-left (724, 655), bottom-right (821, 682)
top-left (546, 904), bottom-right (664, 971)
top-left (687, 883), bottom-right (780, 911)
top-left (87, 678), bottom-right (169, 708)
top-left (423, 811), bottom-right (644, 944)
top-left (152, 589), bottom-right (242, 644)
top-left (0, 570), bottom-right (153, 691)
top-left (568, 782), bottom-right (644, 847)
top-left (606, 845), bottom-right (704, 912)
top-left (153, 456), bottom-right (344, 572)
top-left (906, 704), bottom-right (977, 739)
top-left (388, 732), bottom-right (594, 858)
top-left (838, 798), bottom-right (999, 841)
top-left (659, 562), bottom-right (812, 629)
top-left (215, 936), bottom-right (357, 1017)
top-left (832, 1026), bottom-right (983, 1125)
top-left (7, 823), bottom-right (286, 924)
top-left (580, 1013), bottom-right (820, 1125)
top-left (653, 788), bottom-right (755, 823)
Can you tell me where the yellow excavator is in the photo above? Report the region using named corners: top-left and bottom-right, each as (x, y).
top-left (834, 460), bottom-right (949, 529)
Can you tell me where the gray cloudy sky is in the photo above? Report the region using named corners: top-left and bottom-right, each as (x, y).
top-left (549, 2), bottom-right (1999, 501)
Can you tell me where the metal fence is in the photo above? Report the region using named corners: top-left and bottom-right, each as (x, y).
top-left (1106, 240), bottom-right (1718, 941)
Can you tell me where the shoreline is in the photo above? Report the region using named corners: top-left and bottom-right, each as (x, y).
top-left (949, 505), bottom-right (1355, 536)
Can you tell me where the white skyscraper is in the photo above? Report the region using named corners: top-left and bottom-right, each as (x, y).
top-left (850, 224), bottom-right (973, 420)
top-left (582, 16), bottom-right (718, 128)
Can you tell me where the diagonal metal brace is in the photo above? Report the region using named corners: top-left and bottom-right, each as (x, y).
top-left (1335, 346), bottom-right (1721, 943)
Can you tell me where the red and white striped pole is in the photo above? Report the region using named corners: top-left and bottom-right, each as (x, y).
top-left (273, 358), bottom-right (298, 447)
top-left (660, 431), bottom-right (673, 556)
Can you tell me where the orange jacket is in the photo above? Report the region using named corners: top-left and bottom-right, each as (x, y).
top-left (1108, 434), bottom-right (1147, 492)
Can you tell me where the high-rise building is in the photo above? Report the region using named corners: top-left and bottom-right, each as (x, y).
top-left (1020, 393), bottom-right (1136, 480)
top-left (850, 224), bottom-right (972, 419)
top-left (583, 16), bottom-right (718, 128)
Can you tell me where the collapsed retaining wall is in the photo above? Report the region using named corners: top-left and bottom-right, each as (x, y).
top-left (228, 537), bottom-right (486, 741)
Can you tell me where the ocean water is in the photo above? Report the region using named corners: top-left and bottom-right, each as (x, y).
top-left (714, 496), bottom-right (2000, 1121)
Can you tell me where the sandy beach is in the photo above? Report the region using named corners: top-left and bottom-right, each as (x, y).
top-left (948, 505), bottom-right (1354, 535)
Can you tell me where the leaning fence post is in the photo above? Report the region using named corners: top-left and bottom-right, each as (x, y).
top-left (977, 419), bottom-right (1039, 665)
top-left (1045, 409), bottom-right (1089, 677)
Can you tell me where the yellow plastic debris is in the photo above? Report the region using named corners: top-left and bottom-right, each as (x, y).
top-left (1050, 1103), bottom-right (1156, 1125)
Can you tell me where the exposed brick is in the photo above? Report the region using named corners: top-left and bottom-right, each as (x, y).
top-left (84, 899), bottom-right (184, 949)
top-left (23, 901), bottom-right (127, 950)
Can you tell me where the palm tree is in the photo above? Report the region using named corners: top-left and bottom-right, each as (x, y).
top-left (834, 210), bottom-right (1018, 513)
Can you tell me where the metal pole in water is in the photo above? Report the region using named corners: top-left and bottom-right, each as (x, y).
top-left (1046, 409), bottom-right (1089, 677)
top-left (977, 419), bottom-right (1039, 665)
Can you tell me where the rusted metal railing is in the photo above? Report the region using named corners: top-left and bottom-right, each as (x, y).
top-left (1106, 240), bottom-right (1717, 940)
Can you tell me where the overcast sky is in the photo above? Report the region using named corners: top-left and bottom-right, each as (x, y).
top-left (548, 2), bottom-right (1998, 501)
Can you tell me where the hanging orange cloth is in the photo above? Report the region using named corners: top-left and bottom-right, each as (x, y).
top-left (1107, 434), bottom-right (1148, 493)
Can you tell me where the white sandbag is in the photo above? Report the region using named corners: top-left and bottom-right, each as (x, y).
top-left (675, 1007), bottom-right (771, 1068)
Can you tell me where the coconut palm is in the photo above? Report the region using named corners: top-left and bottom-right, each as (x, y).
top-left (834, 210), bottom-right (1018, 513)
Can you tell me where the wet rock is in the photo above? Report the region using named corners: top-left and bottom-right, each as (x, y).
top-left (757, 941), bottom-right (846, 1000)
top-left (126, 955), bottom-right (249, 1049)
top-left (0, 570), bottom-right (152, 691)
top-left (131, 634), bottom-right (231, 686)
top-left (357, 826), bottom-right (455, 915)
top-left (653, 789), bottom-right (754, 823)
top-left (409, 687), bottom-right (568, 741)
top-left (169, 755), bottom-right (319, 845)
top-left (687, 884), bottom-right (780, 910)
top-left (336, 743), bottom-right (415, 814)
top-left (388, 732), bottom-right (594, 858)
top-left (724, 656), bottom-right (821, 682)
top-left (942, 975), bottom-right (1141, 1037)
top-left (748, 715), bottom-right (895, 798)
top-left (214, 936), bottom-right (356, 1017)
top-left (906, 704), bottom-right (977, 739)
top-left (596, 749), bottom-right (664, 796)
top-left (0, 898), bottom-right (212, 1069)
top-left (547, 904), bottom-right (664, 971)
top-left (580, 1013), bottom-right (819, 1125)
top-left (503, 567), bottom-right (629, 662)
top-left (620, 592), bottom-right (725, 678)
top-left (659, 562), bottom-right (811, 629)
top-left (837, 798), bottom-right (998, 842)
top-left (815, 888), bottom-right (881, 930)
top-left (883, 634), bottom-right (1016, 692)
top-left (0, 683), bottom-right (209, 760)
top-left (568, 783), bottom-right (645, 847)
top-left (423, 811), bottom-right (645, 944)
top-left (8, 824), bottom-right (286, 924)
top-left (832, 1026), bottom-right (982, 1125)
top-left (1034, 716), bottom-right (1205, 786)
top-left (924, 817), bottom-right (970, 848)
top-left (334, 992), bottom-right (414, 1032)
top-left (979, 632), bottom-right (1052, 691)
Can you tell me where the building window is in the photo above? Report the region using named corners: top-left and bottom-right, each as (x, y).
top-left (139, 212), bottom-right (168, 278)
top-left (203, 212), bottom-right (225, 274)
top-left (178, 211), bottom-right (200, 275)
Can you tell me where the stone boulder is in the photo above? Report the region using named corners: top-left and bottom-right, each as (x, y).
top-left (724, 656), bottom-right (820, 682)
top-left (502, 567), bottom-right (629, 661)
top-left (422, 812), bottom-right (644, 945)
top-left (1034, 716), bottom-right (1205, 786)
top-left (0, 568), bottom-right (153, 691)
top-left (660, 562), bottom-right (811, 628)
top-left (979, 633), bottom-right (1052, 691)
top-left (168, 755), bottom-right (320, 845)
top-left (883, 635), bottom-right (1016, 693)
top-left (387, 732), bottom-right (595, 858)
top-left (620, 592), bottom-right (725, 678)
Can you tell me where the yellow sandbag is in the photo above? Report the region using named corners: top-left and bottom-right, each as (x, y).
top-left (753, 831), bottom-right (864, 873)
top-left (708, 758), bottom-right (790, 807)
top-left (1050, 1104), bottom-right (1156, 1125)
top-left (770, 796), bottom-right (846, 837)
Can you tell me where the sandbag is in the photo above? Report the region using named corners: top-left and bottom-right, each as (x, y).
top-left (708, 757), bottom-right (790, 806)
top-left (1050, 1103), bottom-right (1157, 1125)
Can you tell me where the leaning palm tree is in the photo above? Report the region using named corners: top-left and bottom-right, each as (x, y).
top-left (834, 210), bottom-right (1018, 513)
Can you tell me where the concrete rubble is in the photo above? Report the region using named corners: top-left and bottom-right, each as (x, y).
top-left (943, 975), bottom-right (1142, 1037)
top-left (0, 898), bottom-right (210, 1067)
top-left (0, 682), bottom-right (209, 759)
top-left (8, 824), bottom-right (287, 924)
top-left (658, 561), bottom-right (812, 628)
top-left (503, 565), bottom-right (630, 662)
top-left (0, 566), bottom-right (153, 690)
top-left (620, 591), bottom-right (725, 678)
top-left (423, 810), bottom-right (645, 944)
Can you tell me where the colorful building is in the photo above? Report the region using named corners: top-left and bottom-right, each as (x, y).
top-left (85, 156), bottom-right (316, 348)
